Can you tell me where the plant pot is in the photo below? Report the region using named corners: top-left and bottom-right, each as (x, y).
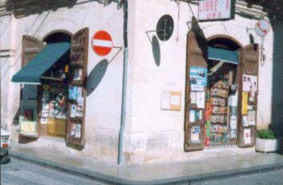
top-left (255, 138), bottom-right (278, 153)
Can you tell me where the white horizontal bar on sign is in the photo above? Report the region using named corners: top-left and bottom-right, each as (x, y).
top-left (92, 39), bottom-right (113, 48)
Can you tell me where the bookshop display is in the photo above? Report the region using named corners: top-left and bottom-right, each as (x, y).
top-left (18, 28), bottom-right (89, 149)
top-left (185, 30), bottom-right (259, 151)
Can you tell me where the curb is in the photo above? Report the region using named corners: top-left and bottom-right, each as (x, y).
top-left (10, 151), bottom-right (283, 185)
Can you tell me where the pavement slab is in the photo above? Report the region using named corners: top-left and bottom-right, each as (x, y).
top-left (8, 144), bottom-right (283, 185)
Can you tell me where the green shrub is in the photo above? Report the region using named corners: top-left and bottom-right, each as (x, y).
top-left (256, 129), bottom-right (276, 139)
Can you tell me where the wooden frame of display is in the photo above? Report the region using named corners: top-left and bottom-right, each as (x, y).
top-left (237, 44), bottom-right (259, 148)
top-left (184, 31), bottom-right (207, 152)
top-left (65, 27), bottom-right (89, 150)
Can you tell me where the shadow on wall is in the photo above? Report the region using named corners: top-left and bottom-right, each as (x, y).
top-left (270, 18), bottom-right (283, 137)
top-left (86, 59), bottom-right (109, 96)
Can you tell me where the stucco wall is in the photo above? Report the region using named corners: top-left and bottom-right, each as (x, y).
top-left (5, 1), bottom-right (124, 162)
top-left (0, 15), bottom-right (15, 132)
top-left (125, 0), bottom-right (273, 163)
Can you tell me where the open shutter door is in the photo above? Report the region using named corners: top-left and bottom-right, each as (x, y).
top-left (66, 28), bottom-right (89, 150)
top-left (19, 36), bottom-right (44, 143)
top-left (237, 44), bottom-right (259, 147)
top-left (22, 35), bottom-right (45, 66)
top-left (184, 31), bottom-right (208, 151)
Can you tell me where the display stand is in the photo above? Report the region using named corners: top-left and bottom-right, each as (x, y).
top-left (237, 44), bottom-right (259, 147)
top-left (184, 31), bottom-right (207, 151)
top-left (65, 28), bottom-right (89, 150)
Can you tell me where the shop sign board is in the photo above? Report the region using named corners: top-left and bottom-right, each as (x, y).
top-left (198, 0), bottom-right (235, 22)
top-left (92, 30), bottom-right (113, 56)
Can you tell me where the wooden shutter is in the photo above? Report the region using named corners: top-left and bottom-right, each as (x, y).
top-left (19, 35), bottom-right (44, 143)
top-left (66, 28), bottom-right (89, 149)
top-left (184, 31), bottom-right (207, 151)
top-left (237, 44), bottom-right (259, 147)
top-left (22, 35), bottom-right (45, 66)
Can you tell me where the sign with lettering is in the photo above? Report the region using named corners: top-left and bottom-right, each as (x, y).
top-left (198, 0), bottom-right (235, 21)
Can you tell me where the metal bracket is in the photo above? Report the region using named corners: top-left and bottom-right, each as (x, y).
top-left (145, 30), bottom-right (157, 44)
top-left (108, 46), bottom-right (123, 64)
top-left (246, 27), bottom-right (255, 33)
top-left (186, 21), bottom-right (192, 30)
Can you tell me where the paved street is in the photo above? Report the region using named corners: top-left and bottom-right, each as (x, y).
top-left (1, 158), bottom-right (109, 185)
top-left (1, 157), bottom-right (283, 185)
top-left (192, 169), bottom-right (283, 185)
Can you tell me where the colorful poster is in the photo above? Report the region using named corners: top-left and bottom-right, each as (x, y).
top-left (190, 66), bottom-right (207, 91)
top-left (20, 120), bottom-right (37, 135)
top-left (70, 104), bottom-right (77, 118)
top-left (71, 124), bottom-right (81, 138)
top-left (244, 128), bottom-right (251, 145)
top-left (189, 110), bottom-right (196, 122)
top-left (242, 115), bottom-right (248, 127)
top-left (230, 130), bottom-right (237, 139)
top-left (69, 86), bottom-right (78, 100)
top-left (73, 69), bottom-right (83, 81)
top-left (191, 126), bottom-right (201, 143)
top-left (243, 75), bottom-right (257, 92)
top-left (230, 115), bottom-right (237, 130)
top-left (196, 91), bottom-right (205, 109)
top-left (190, 92), bottom-right (197, 105)
top-left (242, 92), bottom-right (248, 115)
top-left (248, 110), bottom-right (256, 126)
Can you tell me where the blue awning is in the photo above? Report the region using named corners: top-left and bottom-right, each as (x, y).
top-left (12, 42), bottom-right (70, 84)
top-left (208, 47), bottom-right (239, 65)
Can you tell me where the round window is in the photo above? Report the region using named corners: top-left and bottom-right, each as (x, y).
top-left (156, 15), bottom-right (174, 41)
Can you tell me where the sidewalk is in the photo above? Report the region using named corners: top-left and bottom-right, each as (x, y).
top-left (9, 145), bottom-right (283, 185)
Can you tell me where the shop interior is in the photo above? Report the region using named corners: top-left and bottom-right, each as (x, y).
top-left (14, 28), bottom-right (88, 148)
top-left (204, 37), bottom-right (241, 147)
top-left (20, 32), bottom-right (72, 139)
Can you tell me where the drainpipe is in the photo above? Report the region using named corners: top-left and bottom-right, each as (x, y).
top-left (118, 0), bottom-right (128, 165)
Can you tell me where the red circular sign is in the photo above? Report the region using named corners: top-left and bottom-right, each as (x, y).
top-left (92, 30), bottom-right (113, 56)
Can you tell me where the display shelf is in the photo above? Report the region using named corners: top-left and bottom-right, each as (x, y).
top-left (210, 122), bottom-right (227, 125)
top-left (210, 95), bottom-right (228, 99)
top-left (41, 76), bottom-right (64, 82)
top-left (69, 81), bottom-right (84, 86)
top-left (68, 117), bottom-right (83, 123)
top-left (211, 112), bottom-right (227, 115)
top-left (189, 105), bottom-right (205, 110)
top-left (70, 63), bottom-right (84, 68)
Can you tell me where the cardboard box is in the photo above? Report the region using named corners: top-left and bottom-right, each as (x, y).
top-left (47, 118), bottom-right (66, 137)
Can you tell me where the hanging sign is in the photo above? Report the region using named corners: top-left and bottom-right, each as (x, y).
top-left (255, 19), bottom-right (270, 38)
top-left (92, 30), bottom-right (113, 56)
top-left (198, 0), bottom-right (235, 21)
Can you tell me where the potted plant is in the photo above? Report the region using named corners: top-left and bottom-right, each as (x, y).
top-left (255, 129), bottom-right (278, 153)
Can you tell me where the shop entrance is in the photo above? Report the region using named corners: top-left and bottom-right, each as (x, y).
top-left (39, 31), bottom-right (71, 138)
top-left (205, 35), bottom-right (241, 147)
top-left (13, 28), bottom-right (89, 148)
top-left (184, 30), bottom-right (260, 152)
top-left (185, 31), bottom-right (259, 152)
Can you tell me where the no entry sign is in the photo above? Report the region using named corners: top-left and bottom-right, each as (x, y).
top-left (92, 30), bottom-right (113, 56)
